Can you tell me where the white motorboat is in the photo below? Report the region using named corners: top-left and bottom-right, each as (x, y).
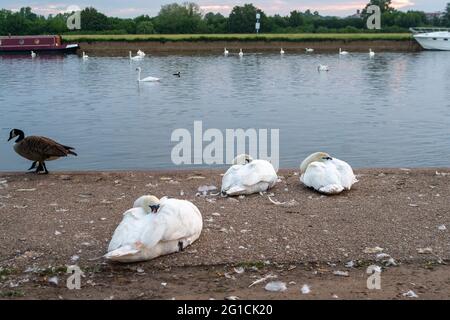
top-left (411, 27), bottom-right (450, 51)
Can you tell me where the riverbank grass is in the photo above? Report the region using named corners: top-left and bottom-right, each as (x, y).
top-left (63, 33), bottom-right (412, 42)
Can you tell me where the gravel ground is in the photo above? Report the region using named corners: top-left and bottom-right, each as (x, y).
top-left (0, 168), bottom-right (449, 299)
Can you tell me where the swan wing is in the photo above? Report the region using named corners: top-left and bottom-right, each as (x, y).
top-left (140, 199), bottom-right (202, 245)
top-left (141, 76), bottom-right (160, 82)
top-left (331, 158), bottom-right (357, 190)
top-left (221, 165), bottom-right (243, 193)
top-left (240, 160), bottom-right (277, 187)
top-left (108, 207), bottom-right (148, 252)
top-left (301, 161), bottom-right (344, 194)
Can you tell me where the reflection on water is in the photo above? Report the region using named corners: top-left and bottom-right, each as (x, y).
top-left (0, 51), bottom-right (449, 171)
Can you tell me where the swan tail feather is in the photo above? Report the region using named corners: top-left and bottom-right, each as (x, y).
top-left (319, 184), bottom-right (344, 195)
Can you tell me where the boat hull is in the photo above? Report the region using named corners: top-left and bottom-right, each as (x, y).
top-left (414, 32), bottom-right (450, 51)
top-left (0, 45), bottom-right (79, 54)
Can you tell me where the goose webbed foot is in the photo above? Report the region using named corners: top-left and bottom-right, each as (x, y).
top-left (40, 162), bottom-right (49, 175)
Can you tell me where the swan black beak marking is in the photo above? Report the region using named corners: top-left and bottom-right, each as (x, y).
top-left (150, 205), bottom-right (160, 213)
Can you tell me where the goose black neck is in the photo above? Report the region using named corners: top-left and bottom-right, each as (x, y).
top-left (15, 129), bottom-right (25, 143)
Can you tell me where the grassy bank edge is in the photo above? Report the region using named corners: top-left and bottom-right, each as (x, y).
top-left (63, 33), bottom-right (412, 43)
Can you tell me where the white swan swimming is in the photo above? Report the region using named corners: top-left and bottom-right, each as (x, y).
top-left (239, 49), bottom-right (244, 57)
top-left (318, 64), bottom-right (330, 72)
top-left (129, 51), bottom-right (143, 61)
top-left (82, 51), bottom-right (88, 60)
top-left (136, 67), bottom-right (160, 82)
top-left (305, 48), bottom-right (314, 53)
top-left (31, 51), bottom-right (36, 58)
top-left (369, 48), bottom-right (375, 57)
top-left (137, 49), bottom-right (146, 57)
top-left (339, 48), bottom-right (349, 55)
top-left (221, 154), bottom-right (278, 196)
top-left (105, 195), bottom-right (203, 263)
top-left (280, 48), bottom-right (285, 55)
top-left (224, 48), bottom-right (229, 56)
top-left (300, 152), bottom-right (357, 195)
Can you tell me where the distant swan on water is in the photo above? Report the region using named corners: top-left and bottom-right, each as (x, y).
top-left (136, 67), bottom-right (160, 82)
top-left (305, 48), bottom-right (314, 53)
top-left (129, 51), bottom-right (143, 61)
top-left (339, 48), bottom-right (349, 55)
top-left (137, 49), bottom-right (146, 57)
top-left (224, 48), bottom-right (229, 56)
top-left (369, 48), bottom-right (375, 57)
top-left (82, 51), bottom-right (88, 60)
top-left (318, 64), bottom-right (329, 72)
top-left (239, 49), bottom-right (244, 57)
top-left (280, 48), bottom-right (285, 55)
top-left (31, 51), bottom-right (36, 58)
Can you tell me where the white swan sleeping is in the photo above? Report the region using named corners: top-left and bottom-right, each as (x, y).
top-left (136, 67), bottom-right (160, 82)
top-left (300, 152), bottom-right (357, 195)
top-left (137, 49), bottom-right (146, 57)
top-left (221, 154), bottom-right (278, 196)
top-left (105, 195), bottom-right (203, 263)
top-left (305, 48), bottom-right (314, 53)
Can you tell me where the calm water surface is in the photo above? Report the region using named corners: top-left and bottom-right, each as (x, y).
top-left (0, 51), bottom-right (449, 171)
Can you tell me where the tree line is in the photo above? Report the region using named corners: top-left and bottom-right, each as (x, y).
top-left (1, 1), bottom-right (450, 36)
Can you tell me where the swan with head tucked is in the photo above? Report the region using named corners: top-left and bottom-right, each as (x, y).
top-left (221, 154), bottom-right (278, 196)
top-left (369, 48), bottom-right (375, 57)
top-left (239, 49), bottom-right (244, 57)
top-left (105, 195), bottom-right (203, 263)
top-left (339, 48), bottom-right (349, 55)
top-left (305, 48), bottom-right (314, 53)
top-left (318, 64), bottom-right (329, 72)
top-left (224, 48), bottom-right (229, 56)
top-left (31, 51), bottom-right (36, 58)
top-left (129, 51), bottom-right (143, 61)
top-left (137, 49), bottom-right (146, 57)
top-left (136, 67), bottom-right (160, 82)
top-left (299, 152), bottom-right (357, 195)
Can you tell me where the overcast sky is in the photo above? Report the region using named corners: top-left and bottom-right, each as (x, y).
top-left (0, 0), bottom-right (448, 17)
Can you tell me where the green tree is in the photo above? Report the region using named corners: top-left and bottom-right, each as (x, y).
top-left (443, 2), bottom-right (450, 26)
top-left (288, 10), bottom-right (304, 27)
top-left (80, 7), bottom-right (109, 31)
top-left (204, 12), bottom-right (227, 33)
top-left (364, 0), bottom-right (394, 13)
top-left (228, 3), bottom-right (269, 33)
top-left (154, 2), bottom-right (202, 34)
top-left (136, 21), bottom-right (155, 34)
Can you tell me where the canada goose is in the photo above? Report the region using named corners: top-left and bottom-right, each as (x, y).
top-left (305, 48), bottom-right (314, 53)
top-left (339, 48), bottom-right (349, 55)
top-left (106, 195), bottom-right (203, 262)
top-left (173, 71), bottom-right (181, 77)
top-left (31, 51), bottom-right (36, 58)
top-left (82, 52), bottom-right (88, 60)
top-left (136, 67), bottom-right (160, 82)
top-left (318, 64), bottom-right (330, 72)
top-left (369, 48), bottom-right (375, 57)
top-left (8, 129), bottom-right (77, 174)
top-left (299, 152), bottom-right (357, 195)
top-left (221, 154), bottom-right (278, 196)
